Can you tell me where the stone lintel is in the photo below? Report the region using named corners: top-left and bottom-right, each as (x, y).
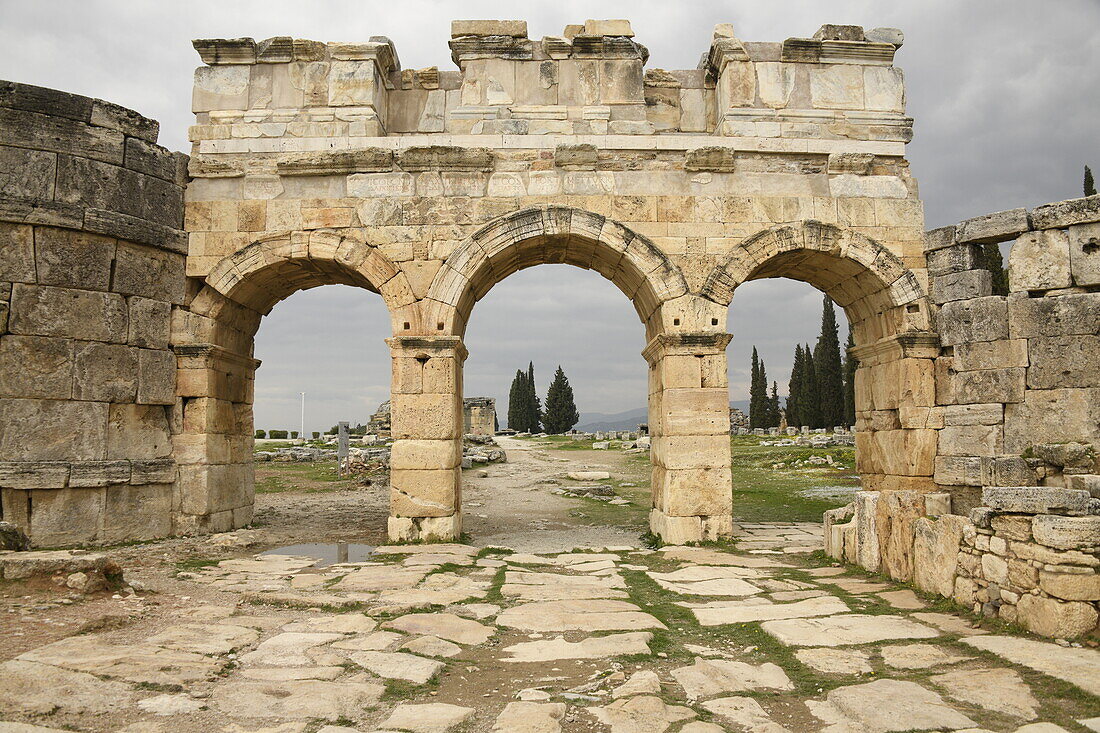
top-left (849, 332), bottom-right (940, 365)
top-left (173, 343), bottom-right (261, 371)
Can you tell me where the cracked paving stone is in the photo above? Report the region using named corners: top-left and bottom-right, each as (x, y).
top-left (492, 701), bottom-right (566, 732)
top-left (612, 670), bottom-right (662, 698)
top-left (910, 612), bottom-right (987, 636)
top-left (347, 650), bottom-right (444, 684)
top-left (496, 599), bottom-right (666, 632)
top-left (588, 694), bottom-right (695, 733)
top-left (686, 595), bottom-right (848, 625)
top-left (501, 570), bottom-right (627, 601)
top-left (930, 667), bottom-right (1040, 720)
top-left (382, 612), bottom-right (494, 645)
top-left (502, 632), bottom-right (653, 662)
top-left (333, 565), bottom-right (431, 591)
top-left (144, 622), bottom-right (261, 655)
top-left (330, 630), bottom-right (404, 652)
top-left (761, 613), bottom-right (939, 647)
top-left (961, 635), bottom-right (1100, 697)
top-left (646, 565), bottom-right (765, 596)
top-left (374, 573), bottom-right (489, 607)
top-left (400, 635), bottom-right (463, 658)
top-left (211, 678), bottom-right (383, 720)
top-left (380, 702), bottom-right (475, 732)
top-left (879, 642), bottom-right (967, 670)
top-left (281, 614), bottom-right (377, 634)
top-left (238, 632), bottom-right (343, 667)
top-left (671, 657), bottom-right (793, 699)
top-left (17, 636), bottom-right (221, 686)
top-left (700, 696), bottom-right (789, 733)
top-left (814, 679), bottom-right (976, 732)
top-left (239, 666), bottom-right (346, 681)
top-left (136, 693), bottom-right (205, 716)
top-left (0, 659), bottom-right (135, 716)
top-left (795, 648), bottom-right (873, 675)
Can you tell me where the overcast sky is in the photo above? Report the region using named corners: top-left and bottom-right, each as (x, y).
top-left (3, 1), bottom-right (1097, 433)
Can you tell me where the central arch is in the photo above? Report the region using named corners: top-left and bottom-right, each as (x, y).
top-left (701, 220), bottom-right (939, 507)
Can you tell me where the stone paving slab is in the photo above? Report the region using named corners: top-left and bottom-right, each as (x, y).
top-left (495, 599), bottom-right (666, 632)
top-left (761, 613), bottom-right (940, 647)
top-left (961, 635), bottom-right (1100, 696)
top-left (686, 595), bottom-right (849, 625)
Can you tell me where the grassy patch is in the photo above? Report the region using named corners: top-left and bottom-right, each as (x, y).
top-left (255, 460), bottom-right (363, 494)
top-left (730, 440), bottom-right (858, 523)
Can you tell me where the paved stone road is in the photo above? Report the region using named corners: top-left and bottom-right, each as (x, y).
top-left (1, 539), bottom-right (1097, 732)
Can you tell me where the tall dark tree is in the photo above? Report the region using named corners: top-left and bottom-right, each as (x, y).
top-left (979, 243), bottom-right (1009, 296)
top-left (813, 295), bottom-right (845, 429)
top-left (1086, 165), bottom-right (1097, 197)
top-left (843, 331), bottom-right (857, 427)
top-left (507, 370), bottom-right (528, 431)
top-left (543, 366), bottom-right (580, 434)
top-left (768, 381), bottom-right (781, 428)
top-left (787, 344), bottom-right (805, 428)
top-left (526, 361), bottom-right (542, 432)
top-left (801, 344), bottom-right (821, 429)
top-left (748, 347), bottom-right (769, 429)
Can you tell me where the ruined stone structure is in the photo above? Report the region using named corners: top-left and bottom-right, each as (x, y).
top-left (827, 198), bottom-right (1100, 637)
top-left (3, 19), bottom-right (1093, 583)
top-left (369, 397), bottom-right (496, 437)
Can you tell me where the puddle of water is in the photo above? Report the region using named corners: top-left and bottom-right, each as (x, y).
top-left (260, 542), bottom-right (375, 567)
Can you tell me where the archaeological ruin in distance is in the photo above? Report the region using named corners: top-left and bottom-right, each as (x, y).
top-left (0, 14), bottom-right (1097, 733)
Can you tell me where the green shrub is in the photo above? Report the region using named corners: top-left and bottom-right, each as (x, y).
top-left (312, 431), bottom-right (320, 439)
top-left (291, 431), bottom-right (299, 439)
top-left (254, 429), bottom-right (266, 439)
top-left (269, 429), bottom-right (289, 439)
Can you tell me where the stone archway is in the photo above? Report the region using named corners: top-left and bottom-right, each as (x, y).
top-left (701, 220), bottom-right (939, 496)
top-left (386, 206), bottom-right (735, 543)
top-left (172, 230), bottom-right (405, 534)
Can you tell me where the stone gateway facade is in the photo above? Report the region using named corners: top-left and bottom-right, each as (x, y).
top-left (0, 20), bottom-right (1096, 630)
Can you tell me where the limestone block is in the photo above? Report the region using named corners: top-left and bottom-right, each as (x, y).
top-left (982, 486), bottom-right (1091, 515)
top-left (1068, 221), bottom-right (1100, 286)
top-left (650, 509), bottom-right (703, 544)
top-left (657, 466), bottom-right (733, 516)
top-left (952, 367), bottom-right (1025, 405)
top-left (390, 393), bottom-right (461, 441)
top-left (0, 144), bottom-right (57, 201)
top-left (925, 244), bottom-right (980, 277)
top-left (863, 66), bottom-right (904, 113)
top-left (1027, 335), bottom-right (1100, 389)
top-left (1008, 292), bottom-right (1100, 338)
top-left (390, 468), bottom-right (459, 517)
top-left (652, 435), bottom-right (730, 470)
top-left (127, 297), bottom-right (172, 349)
top-left (953, 339), bottom-right (1027, 371)
top-left (980, 456), bottom-right (1035, 487)
top-left (955, 208), bottom-right (1030, 244)
top-left (102, 483), bottom-right (173, 543)
top-left (931, 269), bottom-right (991, 304)
top-left (583, 19), bottom-right (634, 36)
top-left (924, 226), bottom-right (957, 253)
top-left (192, 66), bottom-right (250, 113)
top-left (1016, 593), bottom-right (1098, 638)
top-left (328, 61), bottom-right (379, 107)
top-left (9, 284), bottom-right (128, 343)
top-left (1031, 514), bottom-right (1100, 550)
top-left (0, 223), bottom-right (35, 284)
top-left (113, 243), bottom-right (186, 304)
top-left (875, 490), bottom-right (928, 581)
top-left (809, 65), bottom-right (863, 110)
top-left (0, 335), bottom-right (73, 399)
top-left (756, 63), bottom-right (796, 109)
top-left (177, 463), bottom-right (253, 516)
top-left (0, 397), bottom-right (109, 461)
top-left (107, 403), bottom-right (171, 460)
top-left (390, 439), bottom-right (462, 471)
top-left (0, 461), bottom-right (70, 489)
top-left (934, 456), bottom-right (982, 486)
top-left (25, 488), bottom-right (104, 547)
top-left (451, 20), bottom-right (528, 37)
top-left (33, 229), bottom-right (116, 291)
top-left (990, 514), bottom-right (1033, 541)
top-left (131, 458), bottom-right (176, 485)
top-left (348, 172), bottom-right (415, 198)
top-left (943, 403), bottom-right (1003, 426)
top-left (718, 60), bottom-right (754, 109)
top-left (937, 296), bottom-right (1008, 346)
top-left (855, 491), bottom-right (880, 572)
top-left (1009, 229), bottom-right (1072, 291)
top-left (1030, 194), bottom-right (1100, 230)
top-left (659, 389), bottom-right (730, 436)
top-left (1039, 569), bottom-right (1100, 601)
top-left (72, 342), bottom-right (137, 403)
top-left (1003, 388), bottom-right (1100, 453)
top-left (69, 460), bottom-right (130, 487)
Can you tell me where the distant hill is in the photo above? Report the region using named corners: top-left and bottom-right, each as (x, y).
top-left (575, 401), bottom-right (751, 432)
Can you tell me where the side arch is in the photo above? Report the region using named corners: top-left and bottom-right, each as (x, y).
top-left (424, 206), bottom-right (691, 338)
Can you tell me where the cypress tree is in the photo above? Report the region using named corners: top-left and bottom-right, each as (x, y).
top-left (526, 362), bottom-right (542, 433)
top-left (802, 344), bottom-right (821, 429)
top-left (507, 370), bottom-right (527, 431)
top-left (749, 347), bottom-right (768, 429)
top-left (768, 381), bottom-right (781, 428)
top-left (1086, 165), bottom-right (1097, 197)
top-left (543, 366), bottom-right (580, 434)
top-left (843, 331), bottom-right (857, 427)
top-left (979, 243), bottom-right (1009, 296)
top-left (787, 344), bottom-right (804, 428)
top-left (813, 295), bottom-right (845, 430)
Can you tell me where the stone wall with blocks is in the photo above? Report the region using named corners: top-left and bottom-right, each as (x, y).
top-left (826, 194), bottom-right (1100, 638)
top-left (182, 20), bottom-right (934, 544)
top-left (0, 81), bottom-right (189, 546)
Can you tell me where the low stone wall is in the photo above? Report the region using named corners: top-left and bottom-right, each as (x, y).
top-left (827, 194), bottom-right (1100, 638)
top-left (0, 81), bottom-right (187, 546)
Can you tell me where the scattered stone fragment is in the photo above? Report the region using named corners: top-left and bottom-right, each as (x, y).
top-left (880, 643), bottom-right (967, 669)
top-left (496, 599), bottom-right (665, 632)
top-left (492, 702), bottom-right (566, 732)
top-left (502, 632), bottom-right (652, 662)
top-left (761, 614), bottom-right (939, 646)
top-left (795, 648), bottom-right (873, 675)
top-left (348, 651), bottom-right (444, 684)
top-left (612, 670), bottom-right (662, 698)
top-left (136, 693), bottom-right (205, 716)
top-left (383, 612), bottom-right (494, 645)
top-left (211, 678), bottom-right (383, 719)
top-left (962, 636), bottom-right (1100, 696)
top-left (701, 696), bottom-right (787, 733)
top-left (930, 668), bottom-right (1040, 720)
top-left (672, 657), bottom-right (792, 699)
top-left (589, 694), bottom-right (695, 733)
top-left (381, 702), bottom-right (475, 732)
top-left (688, 595), bottom-right (848, 625)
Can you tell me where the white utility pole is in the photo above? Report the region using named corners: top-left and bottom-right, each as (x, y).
top-left (300, 392), bottom-right (306, 441)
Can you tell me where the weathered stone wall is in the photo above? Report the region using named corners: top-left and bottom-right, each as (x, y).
top-left (182, 20), bottom-right (934, 543)
top-left (0, 81), bottom-right (188, 546)
top-left (827, 194), bottom-right (1100, 637)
